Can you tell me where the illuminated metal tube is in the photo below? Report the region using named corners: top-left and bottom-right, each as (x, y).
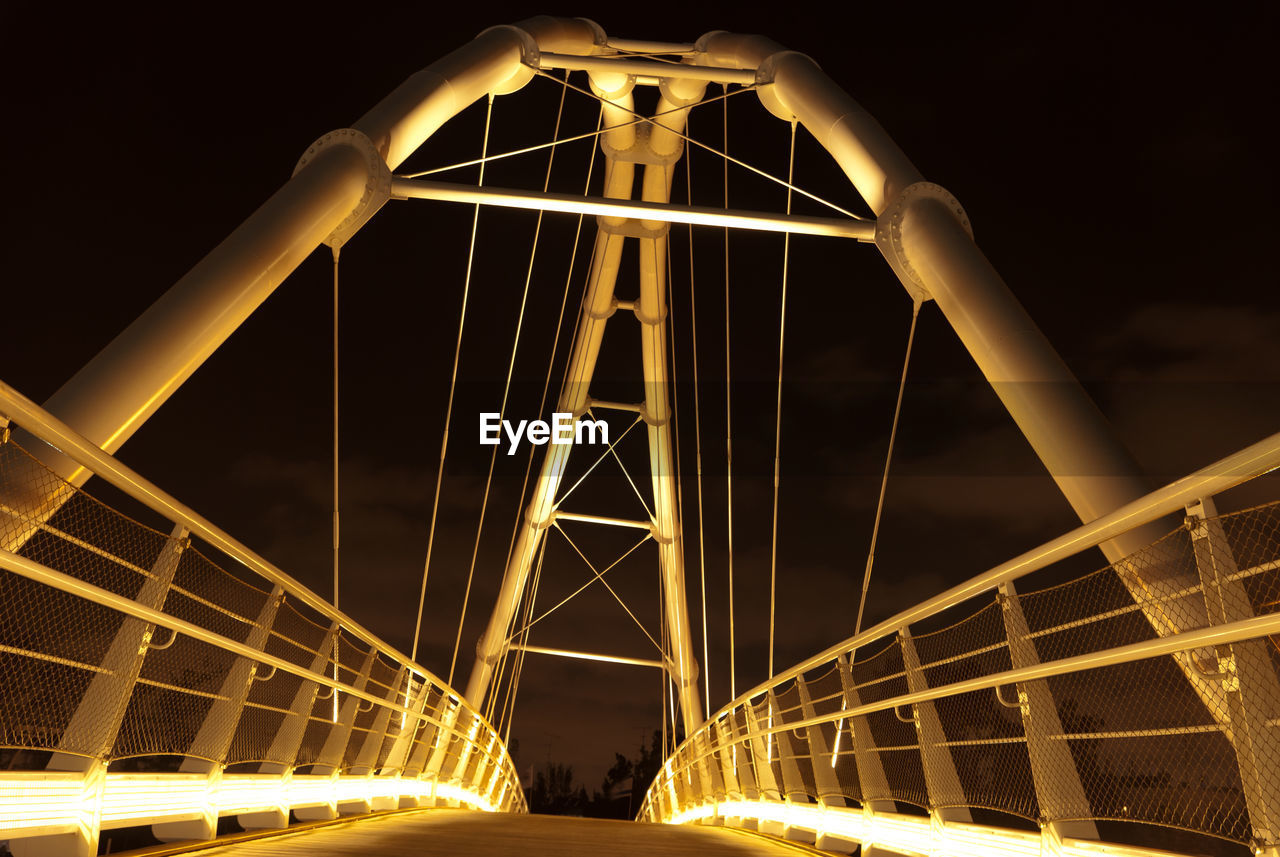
top-left (665, 797), bottom-right (1196, 857)
top-left (389, 178), bottom-right (874, 240)
top-left (510, 644), bottom-right (667, 669)
top-left (552, 510), bottom-right (653, 530)
top-left (535, 52), bottom-right (756, 85)
top-left (22, 16), bottom-right (601, 485)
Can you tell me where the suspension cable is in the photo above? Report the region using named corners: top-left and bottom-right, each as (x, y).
top-left (530, 70), bottom-right (868, 222)
top-left (401, 85), bottom-right (753, 182)
top-left (450, 93), bottom-right (536, 688)
top-left (660, 560), bottom-right (668, 761)
top-left (409, 95), bottom-right (495, 664)
top-left (685, 115), bottom-right (711, 720)
top-left (723, 87), bottom-right (737, 701)
top-left (500, 101), bottom-right (601, 611)
top-left (503, 530), bottom-right (652, 645)
top-left (480, 72), bottom-right (571, 716)
top-left (590, 405), bottom-right (653, 519)
top-left (854, 299), bottom-right (923, 637)
top-left (768, 121), bottom-right (797, 679)
top-left (492, 530), bottom-right (544, 727)
top-left (555, 415), bottom-right (644, 506)
top-left (331, 246), bottom-right (341, 723)
top-left (555, 524), bottom-right (664, 655)
top-left (664, 219), bottom-right (690, 728)
top-left (500, 535), bottom-right (546, 743)
top-left (488, 105), bottom-right (604, 722)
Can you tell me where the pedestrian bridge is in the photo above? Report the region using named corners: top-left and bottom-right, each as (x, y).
top-left (3, 15), bottom-right (1279, 857)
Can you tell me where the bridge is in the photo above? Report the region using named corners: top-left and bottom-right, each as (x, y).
top-left (2, 15), bottom-right (1278, 857)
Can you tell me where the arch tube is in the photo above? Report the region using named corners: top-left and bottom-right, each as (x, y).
top-left (696, 30), bottom-right (1162, 563)
top-left (696, 32), bottom-right (1280, 841)
top-left (25, 17), bottom-right (601, 483)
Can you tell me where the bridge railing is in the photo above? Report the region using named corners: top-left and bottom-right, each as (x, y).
top-left (0, 380), bottom-right (525, 857)
top-left (641, 433), bottom-right (1280, 857)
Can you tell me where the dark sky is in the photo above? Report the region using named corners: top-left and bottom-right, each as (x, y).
top-left (3, 3), bottom-right (1277, 791)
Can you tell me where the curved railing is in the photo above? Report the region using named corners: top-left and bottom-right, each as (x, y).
top-left (640, 435), bottom-right (1280, 857)
top-left (0, 380), bottom-right (525, 855)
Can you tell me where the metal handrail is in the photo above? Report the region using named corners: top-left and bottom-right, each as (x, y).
top-left (641, 435), bottom-right (1280, 852)
top-left (648, 608), bottom-right (1280, 767)
top-left (0, 379), bottom-right (454, 702)
top-left (0, 378), bottom-right (528, 836)
top-left (702, 430), bottom-right (1280, 727)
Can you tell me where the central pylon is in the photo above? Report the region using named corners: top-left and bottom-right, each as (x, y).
top-left (464, 69), bottom-right (707, 735)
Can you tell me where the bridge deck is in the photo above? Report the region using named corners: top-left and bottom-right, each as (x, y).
top-left (192, 809), bottom-right (812, 856)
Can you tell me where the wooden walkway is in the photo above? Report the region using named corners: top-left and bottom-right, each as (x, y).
top-left (188, 809), bottom-right (815, 857)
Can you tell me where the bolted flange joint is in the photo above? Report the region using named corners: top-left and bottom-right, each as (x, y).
top-left (479, 25), bottom-right (540, 95)
top-left (874, 181), bottom-right (972, 305)
top-left (293, 128), bottom-right (392, 251)
top-left (754, 51), bottom-right (813, 123)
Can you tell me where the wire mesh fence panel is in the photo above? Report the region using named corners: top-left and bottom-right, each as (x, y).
top-left (113, 632), bottom-right (238, 760)
top-left (1052, 654), bottom-right (1248, 841)
top-left (172, 546), bottom-right (272, 639)
top-left (1221, 504), bottom-right (1280, 615)
top-left (1068, 729), bottom-right (1249, 843)
top-left (3, 442), bottom-right (168, 599)
top-left (831, 724), bottom-right (863, 802)
top-left (366, 654), bottom-right (401, 701)
top-left (936, 684), bottom-right (1037, 819)
top-left (0, 648), bottom-right (100, 755)
top-left (334, 634), bottom-right (372, 688)
top-left (0, 565), bottom-right (129, 751)
top-left (295, 711), bottom-right (337, 768)
top-left (1021, 567), bottom-right (1166, 663)
top-left (850, 636), bottom-right (908, 704)
top-left (875, 744), bottom-right (929, 810)
top-left (227, 669), bottom-right (306, 766)
top-left (788, 727), bottom-right (819, 800)
top-left (916, 600), bottom-right (1009, 679)
top-left (801, 663), bottom-right (844, 713)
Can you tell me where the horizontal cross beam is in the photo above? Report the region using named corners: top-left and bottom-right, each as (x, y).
top-left (390, 178), bottom-right (876, 241)
top-left (510, 643), bottom-right (667, 670)
top-left (553, 510), bottom-right (654, 530)
top-left (534, 52), bottom-right (758, 86)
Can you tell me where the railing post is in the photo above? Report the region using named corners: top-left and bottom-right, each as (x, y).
top-left (52, 522), bottom-right (190, 764)
top-left (445, 710), bottom-right (483, 790)
top-left (836, 654), bottom-right (895, 814)
top-left (420, 695), bottom-right (461, 803)
top-left (795, 676), bottom-right (845, 806)
top-left (768, 688), bottom-right (815, 844)
top-left (997, 581), bottom-right (1099, 850)
top-left (713, 715), bottom-right (742, 804)
top-left (726, 707), bottom-right (760, 802)
top-left (898, 629), bottom-right (972, 825)
top-left (697, 728), bottom-right (726, 807)
top-left (1186, 497), bottom-right (1280, 856)
top-left (379, 673), bottom-right (433, 809)
top-left (237, 620), bottom-right (340, 830)
top-left (152, 584), bottom-right (283, 844)
top-left (292, 643), bottom-right (379, 821)
top-left (743, 696), bottom-right (782, 803)
top-left (403, 691), bottom-right (444, 779)
top-left (346, 664), bottom-right (409, 813)
top-left (768, 689), bottom-right (808, 801)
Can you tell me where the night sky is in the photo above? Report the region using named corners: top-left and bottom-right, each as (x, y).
top-left (3, 3), bottom-right (1277, 794)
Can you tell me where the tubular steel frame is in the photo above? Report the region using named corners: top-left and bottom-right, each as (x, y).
top-left (2, 18), bottom-right (1277, 857)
